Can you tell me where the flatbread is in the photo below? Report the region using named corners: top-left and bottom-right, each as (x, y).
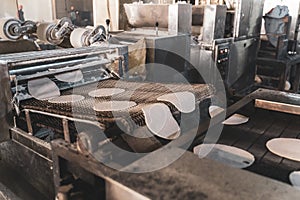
top-left (88, 88), bottom-right (125, 97)
top-left (157, 91), bottom-right (195, 113)
top-left (28, 77), bottom-right (60, 100)
top-left (194, 144), bottom-right (255, 168)
top-left (54, 70), bottom-right (83, 83)
top-left (48, 95), bottom-right (85, 103)
top-left (222, 114), bottom-right (249, 125)
top-left (289, 171), bottom-right (300, 189)
top-left (209, 105), bottom-right (224, 118)
top-left (266, 138), bottom-right (300, 162)
top-left (93, 101), bottom-right (137, 112)
top-left (209, 106), bottom-right (249, 125)
top-left (142, 103), bottom-right (180, 140)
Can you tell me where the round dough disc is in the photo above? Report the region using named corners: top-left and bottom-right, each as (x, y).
top-left (93, 101), bottom-right (137, 112)
top-left (142, 103), bottom-right (180, 140)
top-left (222, 114), bottom-right (249, 125)
top-left (88, 88), bottom-right (125, 97)
top-left (28, 77), bottom-right (60, 100)
top-left (48, 95), bottom-right (85, 103)
top-left (157, 91), bottom-right (195, 113)
top-left (266, 138), bottom-right (300, 162)
top-left (194, 144), bottom-right (255, 168)
top-left (289, 171), bottom-right (300, 189)
top-left (55, 70), bottom-right (83, 83)
top-left (209, 105), bottom-right (224, 118)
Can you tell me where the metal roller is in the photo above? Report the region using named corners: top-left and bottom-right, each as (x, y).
top-left (70, 25), bottom-right (107, 48)
top-left (0, 18), bottom-right (22, 40)
top-left (36, 22), bottom-right (63, 45)
top-left (70, 27), bottom-right (90, 48)
top-left (36, 17), bottom-right (73, 45)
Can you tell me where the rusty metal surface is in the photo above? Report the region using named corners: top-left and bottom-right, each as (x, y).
top-left (52, 138), bottom-right (300, 200)
top-left (0, 61), bottom-right (12, 142)
top-left (0, 140), bottom-right (54, 199)
top-left (111, 147), bottom-right (300, 200)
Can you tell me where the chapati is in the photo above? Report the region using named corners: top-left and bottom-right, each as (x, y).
top-left (209, 105), bottom-right (224, 118)
top-left (54, 70), bottom-right (83, 83)
top-left (266, 138), bottom-right (300, 162)
top-left (142, 103), bottom-right (180, 140)
top-left (289, 171), bottom-right (300, 189)
top-left (157, 91), bottom-right (195, 113)
top-left (28, 77), bottom-right (60, 100)
top-left (223, 114), bottom-right (249, 125)
top-left (194, 144), bottom-right (255, 168)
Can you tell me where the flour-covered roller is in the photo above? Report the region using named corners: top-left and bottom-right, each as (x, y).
top-left (0, 18), bottom-right (22, 40)
top-left (36, 17), bottom-right (73, 45)
top-left (70, 25), bottom-right (107, 48)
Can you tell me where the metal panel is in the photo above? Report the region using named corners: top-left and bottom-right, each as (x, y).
top-left (0, 61), bottom-right (12, 142)
top-left (227, 37), bottom-right (260, 92)
top-left (202, 5), bottom-right (227, 42)
top-left (234, 0), bottom-right (265, 38)
top-left (144, 34), bottom-right (191, 82)
top-left (0, 140), bottom-right (54, 198)
top-left (168, 3), bottom-right (192, 34)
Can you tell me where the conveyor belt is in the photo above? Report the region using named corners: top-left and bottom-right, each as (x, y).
top-left (207, 108), bottom-right (300, 183)
top-left (20, 79), bottom-right (214, 134)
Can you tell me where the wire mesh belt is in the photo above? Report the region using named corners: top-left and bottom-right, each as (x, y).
top-left (20, 79), bottom-right (215, 133)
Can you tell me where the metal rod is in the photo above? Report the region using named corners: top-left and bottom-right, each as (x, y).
top-left (10, 56), bottom-right (100, 75)
top-left (25, 110), bottom-right (33, 135)
top-left (16, 59), bottom-right (111, 81)
top-left (62, 118), bottom-right (71, 143)
top-left (25, 109), bottom-right (105, 129)
top-left (3, 48), bottom-right (117, 68)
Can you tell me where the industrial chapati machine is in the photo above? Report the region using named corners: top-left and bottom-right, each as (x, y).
top-left (1, 1), bottom-right (300, 199)
top-left (190, 0), bottom-right (265, 97)
top-left (0, 45), bottom-right (130, 197)
top-left (0, 36), bottom-right (216, 198)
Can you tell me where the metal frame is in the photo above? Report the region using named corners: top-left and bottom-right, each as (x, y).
top-left (23, 109), bottom-right (106, 143)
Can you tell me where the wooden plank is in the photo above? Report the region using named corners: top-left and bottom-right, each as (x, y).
top-left (255, 99), bottom-right (300, 115)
